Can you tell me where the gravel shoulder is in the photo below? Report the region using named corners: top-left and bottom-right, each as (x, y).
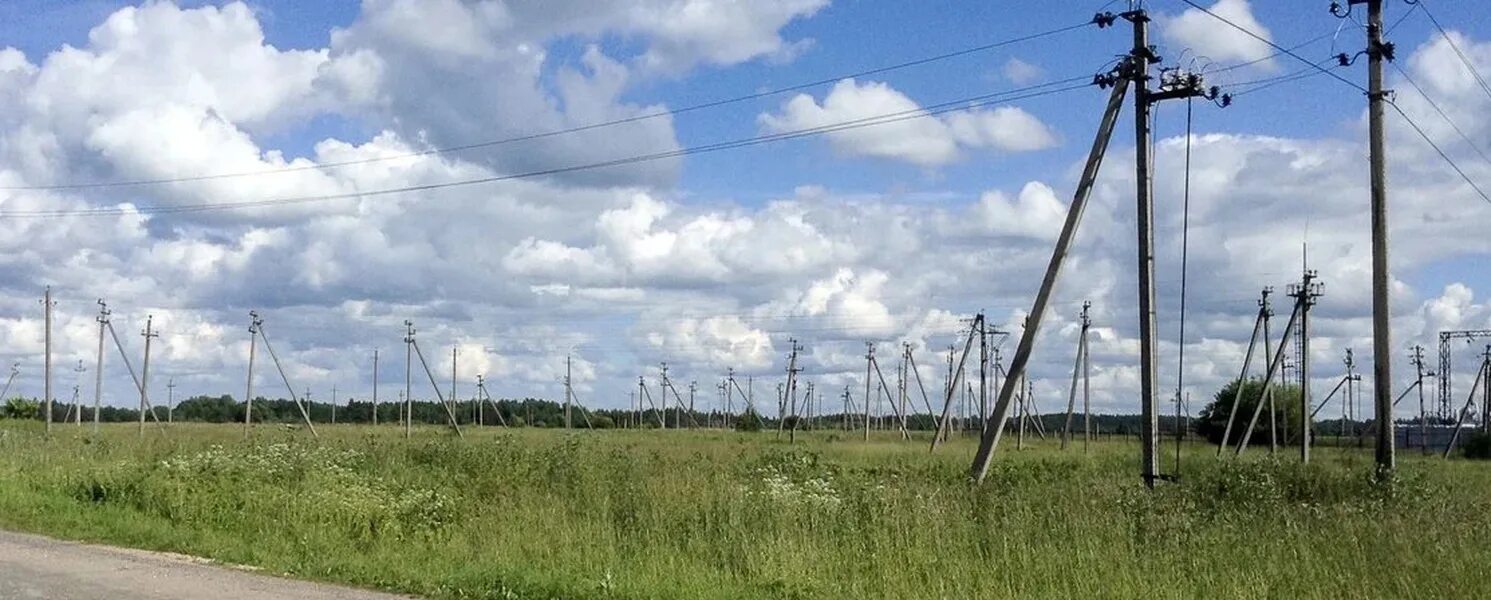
top-left (0, 530), bottom-right (414, 600)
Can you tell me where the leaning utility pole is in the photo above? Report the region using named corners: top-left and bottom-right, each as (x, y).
top-left (1360, 0), bottom-right (1397, 473)
top-left (932, 316), bottom-right (982, 451)
top-left (138, 315), bottom-right (158, 438)
top-left (404, 321), bottom-right (464, 437)
top-left (42, 286), bottom-right (53, 433)
top-left (1061, 302), bottom-right (1093, 451)
top-left (969, 15), bottom-right (1133, 482)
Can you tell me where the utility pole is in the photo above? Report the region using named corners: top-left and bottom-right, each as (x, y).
top-left (404, 321), bottom-right (414, 438)
top-left (71, 360), bottom-right (85, 425)
top-left (372, 349), bottom-right (379, 426)
top-left (1337, 0), bottom-right (1396, 473)
top-left (784, 341), bottom-right (802, 442)
top-left (864, 342), bottom-right (875, 442)
top-left (1061, 302), bottom-right (1092, 451)
top-left (1289, 269), bottom-right (1322, 462)
top-left (1409, 345), bottom-right (1432, 452)
top-left (970, 13), bottom-right (1142, 481)
top-left (138, 315), bottom-right (158, 438)
top-left (331, 384), bottom-right (338, 425)
top-left (450, 346), bottom-right (458, 426)
top-left (43, 286), bottom-right (53, 433)
top-left (978, 313), bottom-right (989, 430)
top-left (565, 355), bottom-right (573, 429)
top-left (167, 377), bottom-right (176, 423)
top-left (94, 301), bottom-right (109, 433)
top-left (244, 311), bottom-right (260, 437)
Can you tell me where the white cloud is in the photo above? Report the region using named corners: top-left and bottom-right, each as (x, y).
top-left (1002, 57), bottom-right (1044, 85)
top-left (759, 78), bottom-right (1057, 166)
top-left (1162, 0), bottom-right (1277, 69)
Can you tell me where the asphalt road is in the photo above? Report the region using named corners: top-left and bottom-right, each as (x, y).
top-left (0, 530), bottom-right (414, 599)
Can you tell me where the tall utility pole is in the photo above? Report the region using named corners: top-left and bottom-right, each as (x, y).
top-left (94, 301), bottom-right (109, 433)
top-left (1128, 8), bottom-right (1162, 488)
top-left (138, 315), bottom-right (158, 438)
top-left (450, 346), bottom-right (458, 426)
top-left (565, 355), bottom-right (573, 429)
top-left (372, 349), bottom-right (380, 426)
top-left (978, 313), bottom-right (989, 430)
top-left (864, 342), bottom-right (875, 442)
top-left (404, 321), bottom-right (414, 438)
top-left (1343, 0), bottom-right (1396, 473)
top-left (1289, 269), bottom-right (1322, 462)
top-left (43, 286), bottom-right (53, 433)
top-left (244, 311), bottom-right (260, 437)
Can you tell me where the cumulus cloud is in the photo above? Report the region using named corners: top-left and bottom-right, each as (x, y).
top-left (1, 1), bottom-right (1489, 425)
top-left (759, 78), bottom-right (1058, 166)
top-left (1162, 0), bottom-right (1277, 69)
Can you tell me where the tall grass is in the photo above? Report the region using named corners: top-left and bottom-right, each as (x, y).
top-left (0, 422), bottom-right (1486, 599)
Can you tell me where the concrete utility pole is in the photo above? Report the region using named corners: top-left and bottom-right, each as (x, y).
top-left (331, 385), bottom-right (338, 425)
top-left (1410, 345), bottom-right (1431, 451)
top-left (1363, 0), bottom-right (1397, 473)
top-left (1061, 302), bottom-right (1092, 451)
top-left (450, 346), bottom-right (458, 426)
top-left (244, 312), bottom-right (260, 437)
top-left (565, 355), bottom-right (573, 429)
top-left (138, 315), bottom-right (158, 438)
top-left (43, 287), bottom-right (54, 433)
top-left (372, 349), bottom-right (379, 426)
top-left (783, 341), bottom-right (802, 442)
top-left (969, 40), bottom-right (1134, 482)
top-left (167, 377), bottom-right (176, 423)
top-left (932, 315), bottom-right (981, 452)
top-left (94, 301), bottom-right (109, 433)
top-left (72, 360), bottom-right (86, 425)
top-left (404, 321), bottom-right (414, 438)
top-left (864, 342), bottom-right (874, 441)
top-left (1289, 269), bottom-right (1322, 462)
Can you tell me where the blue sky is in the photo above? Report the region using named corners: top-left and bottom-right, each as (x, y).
top-left (0, 0), bottom-right (1488, 415)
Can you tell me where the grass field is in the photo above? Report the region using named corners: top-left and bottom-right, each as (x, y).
top-left (0, 422), bottom-right (1486, 599)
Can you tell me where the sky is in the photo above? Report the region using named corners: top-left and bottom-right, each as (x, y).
top-left (0, 0), bottom-right (1488, 422)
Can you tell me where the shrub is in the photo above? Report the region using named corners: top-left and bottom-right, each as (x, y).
top-left (1462, 431), bottom-right (1491, 460)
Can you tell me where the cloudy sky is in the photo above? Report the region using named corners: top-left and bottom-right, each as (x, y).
top-left (0, 0), bottom-right (1488, 422)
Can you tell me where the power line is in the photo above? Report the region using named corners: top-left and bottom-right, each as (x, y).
top-left (1387, 101), bottom-right (1491, 205)
top-left (1387, 59), bottom-right (1491, 170)
top-left (0, 21), bottom-right (1098, 193)
top-left (1177, 0), bottom-right (1367, 93)
top-left (1, 79), bottom-right (1093, 219)
top-left (1412, 0), bottom-right (1491, 105)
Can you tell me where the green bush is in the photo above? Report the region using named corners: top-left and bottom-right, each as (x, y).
top-left (1462, 431), bottom-right (1491, 460)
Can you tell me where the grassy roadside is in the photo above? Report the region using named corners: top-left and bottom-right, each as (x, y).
top-left (0, 422), bottom-right (1487, 599)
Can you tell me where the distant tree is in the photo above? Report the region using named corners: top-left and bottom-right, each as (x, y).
top-left (2, 397), bottom-right (39, 420)
top-left (1196, 379), bottom-right (1303, 446)
top-left (734, 409), bottom-right (764, 432)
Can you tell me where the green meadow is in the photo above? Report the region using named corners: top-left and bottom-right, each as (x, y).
top-left (0, 422), bottom-right (1486, 599)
